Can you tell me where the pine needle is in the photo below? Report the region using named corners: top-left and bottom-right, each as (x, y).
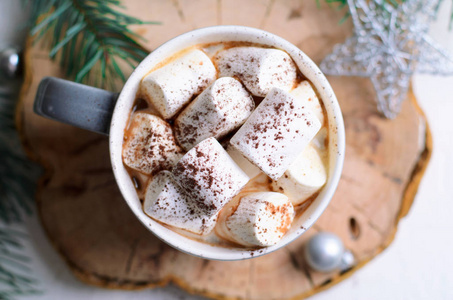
top-left (0, 85), bottom-right (42, 299)
top-left (0, 90), bottom-right (41, 224)
top-left (319, 0), bottom-right (453, 29)
top-left (28, 0), bottom-right (159, 91)
top-left (0, 226), bottom-right (41, 300)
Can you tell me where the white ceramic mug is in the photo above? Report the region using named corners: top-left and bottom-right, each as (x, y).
top-left (34, 25), bottom-right (345, 260)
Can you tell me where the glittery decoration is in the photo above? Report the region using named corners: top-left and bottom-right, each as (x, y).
top-left (320, 0), bottom-right (453, 118)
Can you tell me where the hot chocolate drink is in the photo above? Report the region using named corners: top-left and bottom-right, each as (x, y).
top-left (122, 42), bottom-right (329, 248)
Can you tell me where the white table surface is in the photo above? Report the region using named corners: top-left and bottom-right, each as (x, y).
top-left (2, 1), bottom-right (453, 299)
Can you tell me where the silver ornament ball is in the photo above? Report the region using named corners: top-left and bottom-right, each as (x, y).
top-left (339, 249), bottom-right (355, 271)
top-left (0, 47), bottom-right (21, 79)
top-left (304, 232), bottom-right (344, 272)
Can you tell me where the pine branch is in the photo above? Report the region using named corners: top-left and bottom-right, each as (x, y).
top-left (0, 90), bottom-right (41, 224)
top-left (0, 226), bottom-right (41, 300)
top-left (28, 0), bottom-right (159, 91)
top-left (0, 88), bottom-right (42, 297)
top-left (319, 0), bottom-right (453, 27)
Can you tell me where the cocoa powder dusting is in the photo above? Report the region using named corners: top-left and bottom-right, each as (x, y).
top-left (122, 41), bottom-right (329, 249)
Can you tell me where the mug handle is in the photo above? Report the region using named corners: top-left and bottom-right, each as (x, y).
top-left (34, 77), bottom-right (119, 135)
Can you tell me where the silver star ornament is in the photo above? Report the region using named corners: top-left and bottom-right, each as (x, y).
top-left (320, 0), bottom-right (453, 119)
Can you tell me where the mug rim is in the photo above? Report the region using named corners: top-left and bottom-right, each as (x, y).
top-left (109, 25), bottom-right (345, 260)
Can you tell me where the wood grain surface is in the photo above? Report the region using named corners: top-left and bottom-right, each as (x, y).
top-left (17, 1), bottom-right (432, 299)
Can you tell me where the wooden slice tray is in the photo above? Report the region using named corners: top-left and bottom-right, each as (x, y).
top-left (17, 1), bottom-right (432, 299)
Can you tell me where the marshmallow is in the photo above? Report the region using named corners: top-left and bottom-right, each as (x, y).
top-left (216, 192), bottom-right (294, 247)
top-left (290, 80), bottom-right (325, 125)
top-left (312, 127), bottom-right (328, 151)
top-left (230, 88), bottom-right (322, 180)
top-left (214, 47), bottom-right (297, 97)
top-left (122, 112), bottom-right (183, 175)
top-left (226, 145), bottom-right (261, 179)
top-left (272, 144), bottom-right (327, 206)
top-left (173, 137), bottom-right (250, 215)
top-left (144, 171), bottom-right (217, 235)
top-left (140, 49), bottom-right (217, 119)
top-left (175, 77), bottom-right (255, 151)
